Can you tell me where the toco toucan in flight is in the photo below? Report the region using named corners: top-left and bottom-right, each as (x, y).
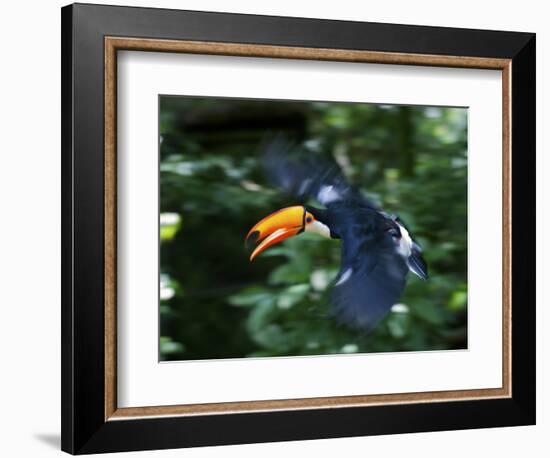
top-left (245, 136), bottom-right (428, 331)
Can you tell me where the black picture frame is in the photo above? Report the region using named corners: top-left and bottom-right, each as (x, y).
top-left (61, 3), bottom-right (535, 454)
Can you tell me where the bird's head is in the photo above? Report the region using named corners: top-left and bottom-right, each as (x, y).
top-left (245, 205), bottom-right (330, 261)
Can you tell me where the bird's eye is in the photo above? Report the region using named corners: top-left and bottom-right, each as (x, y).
top-left (388, 228), bottom-right (400, 239)
top-left (306, 216), bottom-right (313, 224)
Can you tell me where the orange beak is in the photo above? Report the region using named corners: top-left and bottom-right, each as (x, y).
top-left (245, 206), bottom-right (305, 261)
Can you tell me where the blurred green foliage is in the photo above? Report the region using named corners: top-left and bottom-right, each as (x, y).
top-left (159, 96), bottom-right (467, 361)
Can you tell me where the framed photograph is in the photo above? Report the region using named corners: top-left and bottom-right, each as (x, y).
top-left (61, 3), bottom-right (535, 454)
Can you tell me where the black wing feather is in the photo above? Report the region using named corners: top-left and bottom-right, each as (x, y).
top-left (262, 134), bottom-right (377, 209)
top-left (331, 234), bottom-right (409, 331)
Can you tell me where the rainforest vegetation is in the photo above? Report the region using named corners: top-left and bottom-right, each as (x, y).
top-left (159, 96), bottom-right (467, 361)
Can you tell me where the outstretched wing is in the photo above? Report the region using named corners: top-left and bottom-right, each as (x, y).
top-left (330, 232), bottom-right (409, 331)
top-left (262, 134), bottom-right (377, 209)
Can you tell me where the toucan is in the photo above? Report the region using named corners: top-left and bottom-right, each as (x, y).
top-left (245, 136), bottom-right (428, 331)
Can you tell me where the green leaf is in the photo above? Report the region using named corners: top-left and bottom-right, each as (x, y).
top-left (160, 212), bottom-right (181, 241)
top-left (269, 264), bottom-right (309, 285)
top-left (412, 303), bottom-right (445, 325)
top-left (448, 289), bottom-right (467, 310)
top-left (228, 286), bottom-right (273, 307)
top-left (277, 284), bottom-right (310, 309)
top-left (309, 268), bottom-right (335, 292)
top-left (387, 312), bottom-right (409, 338)
top-left (160, 336), bottom-right (185, 355)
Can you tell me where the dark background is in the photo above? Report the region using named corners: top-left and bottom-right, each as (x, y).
top-left (159, 96), bottom-right (467, 361)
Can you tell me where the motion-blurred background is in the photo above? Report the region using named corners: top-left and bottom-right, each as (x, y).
top-left (159, 96), bottom-right (467, 361)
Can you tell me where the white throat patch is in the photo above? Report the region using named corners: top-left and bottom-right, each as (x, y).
top-left (305, 220), bottom-right (331, 238)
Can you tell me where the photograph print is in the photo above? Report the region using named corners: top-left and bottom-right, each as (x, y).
top-left (159, 95), bottom-right (468, 361)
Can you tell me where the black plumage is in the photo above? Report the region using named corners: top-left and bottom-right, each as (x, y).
top-left (262, 134), bottom-right (376, 210)
top-left (311, 203), bottom-right (407, 330)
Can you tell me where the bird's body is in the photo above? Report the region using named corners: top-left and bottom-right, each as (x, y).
top-left (304, 203), bottom-right (423, 329)
top-left (246, 136), bottom-right (428, 331)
